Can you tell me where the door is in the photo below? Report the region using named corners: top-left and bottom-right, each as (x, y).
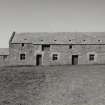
top-left (72, 55), bottom-right (78, 65)
top-left (36, 54), bottom-right (42, 66)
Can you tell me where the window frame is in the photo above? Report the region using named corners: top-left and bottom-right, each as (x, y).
top-left (69, 44), bottom-right (72, 49)
top-left (20, 53), bottom-right (26, 60)
top-left (89, 54), bottom-right (95, 61)
top-left (42, 44), bottom-right (50, 51)
top-left (22, 43), bottom-right (24, 47)
top-left (52, 54), bottom-right (58, 61)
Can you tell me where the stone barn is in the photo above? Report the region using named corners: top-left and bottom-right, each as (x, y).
top-left (7, 32), bottom-right (105, 66)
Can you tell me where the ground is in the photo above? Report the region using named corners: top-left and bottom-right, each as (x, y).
top-left (0, 65), bottom-right (105, 105)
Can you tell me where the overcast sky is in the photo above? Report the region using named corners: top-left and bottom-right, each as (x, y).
top-left (0, 0), bottom-right (105, 47)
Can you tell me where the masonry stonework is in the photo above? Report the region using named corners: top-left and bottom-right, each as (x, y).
top-left (1, 32), bottom-right (105, 66)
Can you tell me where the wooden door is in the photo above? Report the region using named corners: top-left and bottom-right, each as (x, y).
top-left (36, 54), bottom-right (42, 66)
top-left (72, 55), bottom-right (78, 65)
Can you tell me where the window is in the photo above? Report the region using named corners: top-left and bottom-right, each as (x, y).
top-left (20, 54), bottom-right (25, 60)
top-left (69, 45), bottom-right (72, 49)
top-left (89, 54), bottom-right (95, 61)
top-left (22, 43), bottom-right (24, 47)
top-left (3, 55), bottom-right (8, 60)
top-left (52, 54), bottom-right (58, 60)
top-left (42, 44), bottom-right (50, 51)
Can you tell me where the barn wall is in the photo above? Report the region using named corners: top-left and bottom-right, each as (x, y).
top-left (41, 44), bottom-right (105, 65)
top-left (8, 43), bottom-right (105, 66)
top-left (9, 43), bottom-right (35, 65)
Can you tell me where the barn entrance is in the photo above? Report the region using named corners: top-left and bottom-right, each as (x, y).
top-left (72, 55), bottom-right (78, 65)
top-left (36, 54), bottom-right (42, 66)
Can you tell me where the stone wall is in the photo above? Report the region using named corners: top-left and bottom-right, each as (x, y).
top-left (9, 43), bottom-right (34, 65)
top-left (8, 43), bottom-right (105, 66)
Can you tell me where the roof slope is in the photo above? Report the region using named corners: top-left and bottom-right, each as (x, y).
top-left (0, 48), bottom-right (9, 55)
top-left (11, 32), bottom-right (105, 44)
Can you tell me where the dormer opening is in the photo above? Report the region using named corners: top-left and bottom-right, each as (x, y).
top-left (22, 43), bottom-right (24, 47)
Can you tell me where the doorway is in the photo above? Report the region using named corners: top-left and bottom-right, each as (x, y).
top-left (36, 54), bottom-right (42, 66)
top-left (72, 55), bottom-right (78, 65)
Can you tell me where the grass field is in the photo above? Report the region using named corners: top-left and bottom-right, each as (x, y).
top-left (0, 65), bottom-right (105, 105)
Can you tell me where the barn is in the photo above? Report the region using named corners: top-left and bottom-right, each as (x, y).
top-left (6, 32), bottom-right (105, 66)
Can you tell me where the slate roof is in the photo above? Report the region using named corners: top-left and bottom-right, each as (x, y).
top-left (0, 48), bottom-right (9, 55)
top-left (11, 32), bottom-right (105, 44)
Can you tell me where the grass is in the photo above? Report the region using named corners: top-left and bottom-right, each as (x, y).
top-left (0, 65), bottom-right (105, 105)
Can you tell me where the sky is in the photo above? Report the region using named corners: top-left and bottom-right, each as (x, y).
top-left (0, 0), bottom-right (105, 47)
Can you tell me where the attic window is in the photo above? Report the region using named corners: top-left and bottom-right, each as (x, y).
top-left (54, 40), bottom-right (57, 41)
top-left (41, 40), bottom-right (43, 41)
top-left (22, 43), bottom-right (24, 47)
top-left (69, 40), bottom-right (71, 42)
top-left (69, 45), bottom-right (72, 49)
top-left (83, 40), bottom-right (86, 42)
top-left (98, 40), bottom-right (101, 42)
top-left (42, 44), bottom-right (50, 51)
